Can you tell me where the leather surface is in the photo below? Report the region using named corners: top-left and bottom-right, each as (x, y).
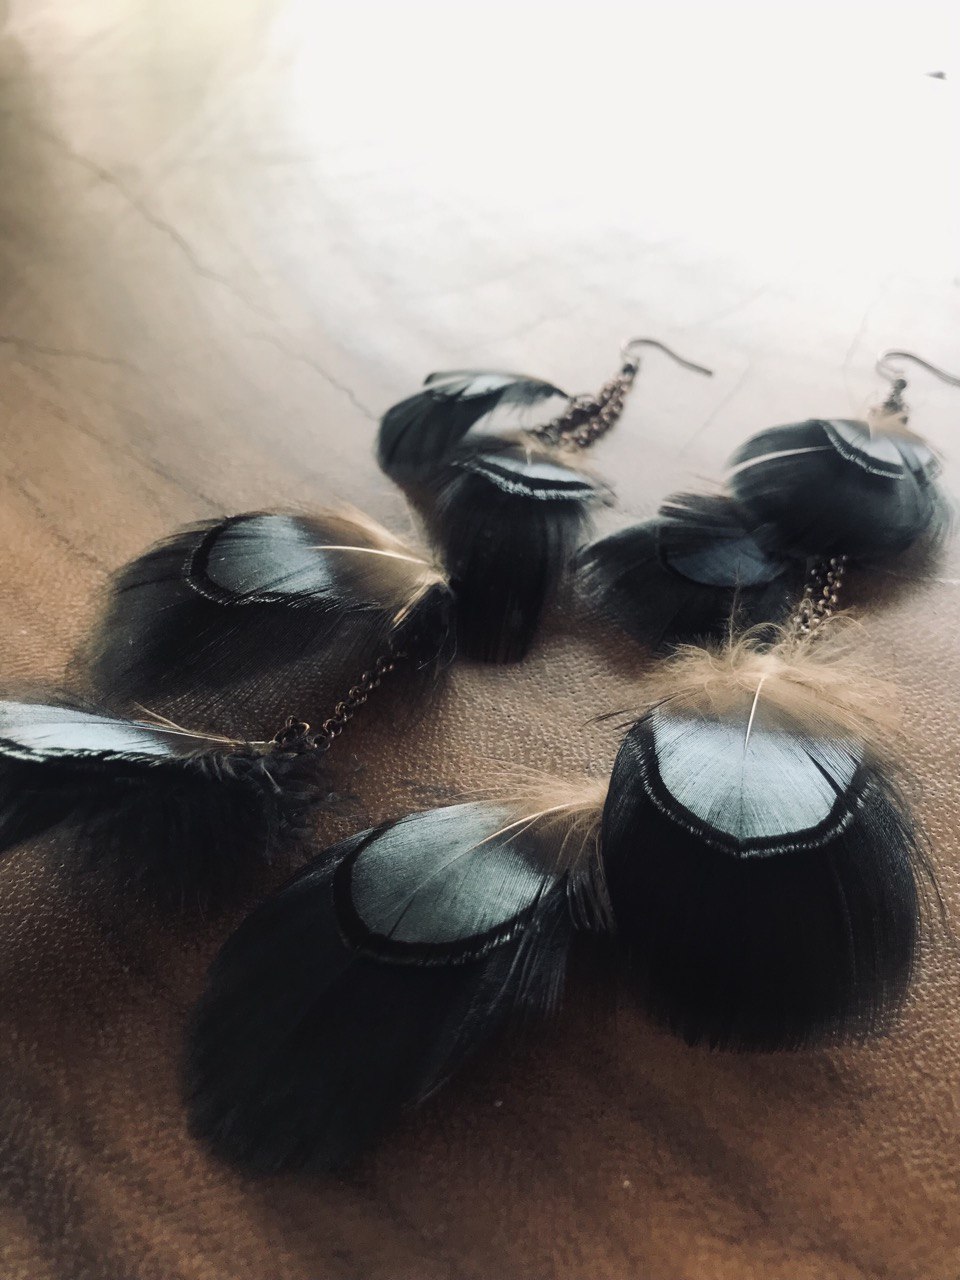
top-left (1, 3), bottom-right (959, 1277)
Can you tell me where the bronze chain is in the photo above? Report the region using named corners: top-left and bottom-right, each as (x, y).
top-left (528, 358), bottom-right (640, 449)
top-left (790, 556), bottom-right (848, 637)
top-left (270, 649), bottom-right (404, 755)
top-left (313, 650), bottom-right (403, 751)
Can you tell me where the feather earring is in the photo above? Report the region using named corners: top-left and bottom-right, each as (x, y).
top-left (3, 526), bottom-right (448, 912)
top-left (577, 349), bottom-right (959, 650)
top-left (581, 353), bottom-right (957, 1044)
top-left (186, 785), bottom-right (606, 1170)
top-left (87, 509), bottom-right (454, 714)
top-left (378, 339), bottom-right (713, 662)
top-left (44, 508), bottom-right (456, 908)
top-left (0, 701), bottom-right (325, 910)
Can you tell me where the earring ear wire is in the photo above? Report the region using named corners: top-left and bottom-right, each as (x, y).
top-left (874, 349), bottom-right (960, 423)
top-left (620, 337), bottom-right (714, 379)
top-left (875, 349), bottom-right (960, 388)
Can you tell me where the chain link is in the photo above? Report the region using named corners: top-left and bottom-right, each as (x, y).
top-left (270, 650), bottom-right (404, 755)
top-left (790, 556), bottom-right (848, 637)
top-left (528, 359), bottom-right (640, 449)
top-left (314, 650), bottom-right (403, 751)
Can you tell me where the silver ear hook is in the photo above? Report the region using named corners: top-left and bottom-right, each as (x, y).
top-left (874, 349), bottom-right (960, 422)
top-left (876, 350), bottom-right (960, 388)
top-left (621, 337), bottom-right (714, 378)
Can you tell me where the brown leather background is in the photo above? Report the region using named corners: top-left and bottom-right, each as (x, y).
top-left (1, 3), bottom-right (959, 1277)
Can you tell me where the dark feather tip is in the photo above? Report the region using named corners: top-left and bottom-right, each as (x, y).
top-left (577, 492), bottom-right (803, 649)
top-left (727, 418), bottom-right (946, 558)
top-left (377, 370), bottom-right (569, 483)
top-left (86, 511), bottom-right (454, 709)
top-left (185, 802), bottom-right (576, 1171)
top-left (0, 700), bottom-right (326, 912)
top-left (425, 445), bottom-right (606, 663)
top-left (601, 693), bottom-right (921, 1050)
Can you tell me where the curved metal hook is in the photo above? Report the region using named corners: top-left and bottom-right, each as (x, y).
top-left (876, 349), bottom-right (960, 389)
top-left (621, 337), bottom-right (713, 377)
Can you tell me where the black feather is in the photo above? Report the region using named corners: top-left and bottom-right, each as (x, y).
top-left (186, 801), bottom-right (578, 1171)
top-left (577, 493), bottom-right (802, 648)
top-left (601, 690), bottom-right (921, 1050)
top-left (378, 370), bottom-right (569, 483)
top-left (87, 511), bottom-right (454, 709)
top-left (424, 445), bottom-right (605, 662)
top-left (0, 700), bottom-right (323, 911)
top-left (727, 418), bottom-right (945, 558)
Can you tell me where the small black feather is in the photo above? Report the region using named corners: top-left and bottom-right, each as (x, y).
top-left (378, 370), bottom-right (569, 483)
top-left (87, 511), bottom-right (454, 709)
top-left (578, 493), bottom-right (802, 648)
top-left (186, 802), bottom-right (576, 1171)
top-left (425, 445), bottom-right (605, 662)
top-left (727, 418), bottom-right (945, 558)
top-left (601, 692), bottom-right (921, 1050)
top-left (0, 701), bottom-right (323, 911)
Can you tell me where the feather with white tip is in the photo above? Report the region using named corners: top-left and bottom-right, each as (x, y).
top-left (0, 699), bottom-right (324, 910)
top-left (727, 416), bottom-right (947, 558)
top-left (600, 630), bottom-right (926, 1050)
top-left (87, 510), bottom-right (454, 710)
top-left (423, 444), bottom-right (607, 662)
top-left (185, 787), bottom-right (604, 1171)
top-left (577, 492), bottom-right (803, 649)
top-left (378, 370), bottom-right (570, 483)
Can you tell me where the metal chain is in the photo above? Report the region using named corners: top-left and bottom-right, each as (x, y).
top-left (271, 716), bottom-right (315, 752)
top-left (527, 339), bottom-right (712, 450)
top-left (790, 556), bottom-right (848, 637)
top-left (270, 649), bottom-right (405, 755)
top-left (314, 650), bottom-right (404, 752)
top-left (528, 357), bottom-right (640, 449)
